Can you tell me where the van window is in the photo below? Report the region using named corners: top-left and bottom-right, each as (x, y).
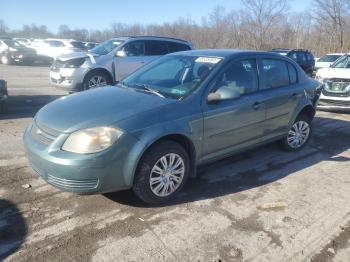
top-left (262, 59), bottom-right (290, 89)
top-left (145, 40), bottom-right (169, 56)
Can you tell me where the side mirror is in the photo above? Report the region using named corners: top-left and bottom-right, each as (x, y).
top-left (207, 85), bottom-right (241, 104)
top-left (116, 50), bottom-right (126, 57)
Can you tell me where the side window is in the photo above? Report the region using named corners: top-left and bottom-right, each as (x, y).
top-left (288, 52), bottom-right (297, 61)
top-left (145, 40), bottom-right (169, 56)
top-left (122, 41), bottom-right (145, 56)
top-left (297, 52), bottom-right (306, 62)
top-left (45, 40), bottom-right (64, 47)
top-left (215, 59), bottom-right (258, 95)
top-left (262, 59), bottom-right (290, 89)
top-left (167, 42), bottom-right (191, 53)
top-left (287, 62), bottom-right (297, 84)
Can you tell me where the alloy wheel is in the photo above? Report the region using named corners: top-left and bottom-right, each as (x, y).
top-left (149, 153), bottom-right (185, 197)
top-left (88, 75), bottom-right (107, 89)
top-left (287, 120), bottom-right (310, 148)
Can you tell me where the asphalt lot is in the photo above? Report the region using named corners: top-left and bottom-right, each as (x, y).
top-left (0, 64), bottom-right (350, 262)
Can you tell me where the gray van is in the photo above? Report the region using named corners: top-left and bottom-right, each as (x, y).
top-left (49, 36), bottom-right (193, 92)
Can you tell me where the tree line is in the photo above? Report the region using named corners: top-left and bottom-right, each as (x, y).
top-left (1, 0), bottom-right (349, 56)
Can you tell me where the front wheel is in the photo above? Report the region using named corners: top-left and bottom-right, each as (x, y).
top-left (281, 114), bottom-right (312, 151)
top-left (133, 141), bottom-right (190, 205)
top-left (83, 71), bottom-right (112, 90)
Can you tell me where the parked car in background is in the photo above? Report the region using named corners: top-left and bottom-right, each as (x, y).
top-left (313, 53), bottom-right (344, 76)
top-left (0, 80), bottom-right (8, 113)
top-left (14, 38), bottom-right (32, 47)
top-left (35, 39), bottom-right (86, 59)
top-left (50, 36), bottom-right (193, 92)
top-left (316, 53), bottom-right (350, 110)
top-left (24, 49), bottom-right (321, 204)
top-left (84, 42), bottom-right (98, 51)
top-left (269, 48), bottom-right (315, 76)
top-left (0, 39), bottom-right (37, 65)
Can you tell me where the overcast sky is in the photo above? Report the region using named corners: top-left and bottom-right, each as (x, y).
top-left (0, 0), bottom-right (312, 32)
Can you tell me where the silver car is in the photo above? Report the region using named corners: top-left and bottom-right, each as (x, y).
top-left (49, 36), bottom-right (193, 92)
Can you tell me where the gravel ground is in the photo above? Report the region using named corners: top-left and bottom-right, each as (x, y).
top-left (0, 64), bottom-right (350, 262)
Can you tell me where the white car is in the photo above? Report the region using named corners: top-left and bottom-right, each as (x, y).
top-left (35, 39), bottom-right (86, 59)
top-left (315, 53), bottom-right (344, 69)
top-left (316, 53), bottom-right (350, 110)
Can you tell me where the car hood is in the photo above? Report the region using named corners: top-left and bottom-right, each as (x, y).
top-left (315, 61), bottom-right (332, 68)
top-left (35, 86), bottom-right (174, 133)
top-left (57, 51), bottom-right (99, 61)
top-left (317, 67), bottom-right (350, 79)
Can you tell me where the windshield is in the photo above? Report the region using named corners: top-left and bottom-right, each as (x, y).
top-left (121, 55), bottom-right (222, 100)
top-left (3, 40), bottom-right (24, 48)
top-left (90, 39), bottom-right (123, 55)
top-left (331, 55), bottom-right (350, 68)
top-left (318, 54), bottom-right (342, 62)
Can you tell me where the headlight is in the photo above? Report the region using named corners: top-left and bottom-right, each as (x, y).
top-left (62, 127), bottom-right (123, 154)
top-left (63, 58), bottom-right (86, 68)
top-left (9, 47), bottom-right (18, 52)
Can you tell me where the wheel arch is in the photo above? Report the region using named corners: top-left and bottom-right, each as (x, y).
top-left (83, 68), bottom-right (114, 85)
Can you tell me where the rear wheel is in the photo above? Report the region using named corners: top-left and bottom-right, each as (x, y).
top-left (133, 141), bottom-right (190, 205)
top-left (281, 114), bottom-right (312, 151)
top-left (83, 71), bottom-right (112, 90)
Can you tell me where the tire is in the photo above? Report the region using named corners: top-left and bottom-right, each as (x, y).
top-left (83, 71), bottom-right (112, 90)
top-left (1, 55), bottom-right (12, 65)
top-left (281, 114), bottom-right (312, 151)
top-left (133, 141), bottom-right (190, 205)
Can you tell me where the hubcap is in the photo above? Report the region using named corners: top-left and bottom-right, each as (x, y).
top-left (88, 75), bottom-right (107, 89)
top-left (287, 120), bottom-right (310, 148)
top-left (150, 153), bottom-right (185, 197)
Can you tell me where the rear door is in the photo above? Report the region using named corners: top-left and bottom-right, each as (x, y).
top-left (259, 58), bottom-right (301, 136)
top-left (114, 40), bottom-right (146, 80)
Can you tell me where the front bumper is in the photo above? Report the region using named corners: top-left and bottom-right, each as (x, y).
top-left (23, 121), bottom-right (140, 194)
top-left (49, 67), bottom-right (87, 92)
top-left (317, 93), bottom-right (350, 110)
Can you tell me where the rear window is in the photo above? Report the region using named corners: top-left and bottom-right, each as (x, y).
top-left (71, 41), bottom-right (86, 49)
top-left (145, 40), bottom-right (169, 56)
top-left (45, 40), bottom-right (64, 47)
top-left (262, 59), bottom-right (290, 89)
top-left (287, 63), bottom-right (297, 84)
top-left (167, 42), bottom-right (191, 53)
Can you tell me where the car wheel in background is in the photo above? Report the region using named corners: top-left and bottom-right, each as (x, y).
top-left (133, 141), bottom-right (190, 205)
top-left (83, 71), bottom-right (112, 90)
top-left (1, 55), bottom-right (13, 65)
top-left (281, 114), bottom-right (312, 151)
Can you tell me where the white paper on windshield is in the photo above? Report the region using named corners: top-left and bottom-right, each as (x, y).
top-left (195, 57), bottom-right (222, 64)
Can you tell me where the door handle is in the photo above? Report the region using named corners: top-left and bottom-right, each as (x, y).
top-left (252, 101), bottom-right (260, 110)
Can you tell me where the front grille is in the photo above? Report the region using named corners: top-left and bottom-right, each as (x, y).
top-left (47, 175), bottom-right (99, 190)
top-left (322, 89), bottom-right (350, 97)
top-left (31, 121), bottom-right (60, 145)
top-left (324, 78), bottom-right (350, 92)
top-left (318, 99), bottom-right (350, 107)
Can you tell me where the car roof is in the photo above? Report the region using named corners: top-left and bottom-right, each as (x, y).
top-left (270, 48), bottom-right (312, 53)
top-left (169, 49), bottom-right (284, 59)
top-left (322, 53), bottom-right (344, 56)
top-left (110, 36), bottom-right (191, 44)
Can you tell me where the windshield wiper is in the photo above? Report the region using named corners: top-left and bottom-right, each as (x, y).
top-left (132, 83), bottom-right (165, 98)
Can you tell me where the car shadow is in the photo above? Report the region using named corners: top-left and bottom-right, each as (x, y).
top-left (0, 94), bottom-right (63, 120)
top-left (104, 115), bottom-right (350, 207)
top-left (0, 199), bottom-right (27, 260)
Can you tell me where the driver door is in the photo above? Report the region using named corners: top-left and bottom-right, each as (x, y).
top-left (201, 58), bottom-right (266, 161)
top-left (114, 40), bottom-right (147, 81)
